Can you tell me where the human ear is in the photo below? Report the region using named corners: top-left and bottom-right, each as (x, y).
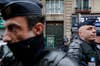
top-left (32, 23), bottom-right (44, 35)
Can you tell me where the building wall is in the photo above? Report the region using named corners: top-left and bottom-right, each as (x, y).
top-left (64, 0), bottom-right (73, 39)
top-left (91, 0), bottom-right (100, 13)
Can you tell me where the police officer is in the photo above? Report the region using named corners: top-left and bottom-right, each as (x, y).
top-left (0, 1), bottom-right (78, 66)
top-left (67, 18), bottom-right (100, 66)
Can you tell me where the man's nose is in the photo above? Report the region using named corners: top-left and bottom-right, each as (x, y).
top-left (3, 32), bottom-right (11, 42)
top-left (92, 28), bottom-right (96, 34)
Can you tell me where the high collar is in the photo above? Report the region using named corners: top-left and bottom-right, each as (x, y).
top-left (7, 34), bottom-right (45, 66)
top-left (79, 37), bottom-right (96, 49)
top-left (7, 34), bottom-right (45, 49)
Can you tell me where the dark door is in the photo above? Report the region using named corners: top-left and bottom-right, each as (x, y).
top-left (46, 21), bottom-right (63, 48)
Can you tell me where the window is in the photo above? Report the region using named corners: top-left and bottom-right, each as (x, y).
top-left (76, 0), bottom-right (89, 10)
top-left (46, 0), bottom-right (64, 14)
top-left (76, 0), bottom-right (81, 9)
top-left (37, 0), bottom-right (41, 1)
top-left (83, 0), bottom-right (89, 10)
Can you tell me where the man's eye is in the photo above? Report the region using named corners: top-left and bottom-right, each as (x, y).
top-left (8, 25), bottom-right (15, 31)
top-left (87, 27), bottom-right (92, 30)
top-left (7, 24), bottom-right (21, 32)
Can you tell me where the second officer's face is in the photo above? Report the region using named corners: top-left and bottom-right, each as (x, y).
top-left (79, 25), bottom-right (96, 42)
top-left (3, 16), bottom-right (36, 43)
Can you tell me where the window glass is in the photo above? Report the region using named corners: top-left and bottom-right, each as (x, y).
top-left (76, 0), bottom-right (89, 10)
top-left (46, 0), bottom-right (64, 14)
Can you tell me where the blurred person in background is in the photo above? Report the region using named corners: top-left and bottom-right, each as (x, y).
top-left (60, 37), bottom-right (69, 52)
top-left (94, 30), bottom-right (100, 66)
top-left (95, 30), bottom-right (100, 44)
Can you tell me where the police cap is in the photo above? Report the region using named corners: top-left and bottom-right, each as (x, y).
top-left (78, 17), bottom-right (97, 28)
top-left (1, 1), bottom-right (42, 20)
top-left (0, 0), bottom-right (10, 9)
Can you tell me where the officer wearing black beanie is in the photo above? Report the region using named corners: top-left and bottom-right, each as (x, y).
top-left (0, 1), bottom-right (78, 66)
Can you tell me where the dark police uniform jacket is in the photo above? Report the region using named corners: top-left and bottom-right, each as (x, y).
top-left (67, 38), bottom-right (100, 66)
top-left (1, 35), bottom-right (78, 66)
top-left (1, 49), bottom-right (78, 66)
